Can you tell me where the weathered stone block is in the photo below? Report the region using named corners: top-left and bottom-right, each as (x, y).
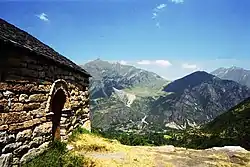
top-left (32, 122), bottom-right (52, 138)
top-left (13, 145), bottom-right (30, 156)
top-left (60, 129), bottom-right (67, 136)
top-left (60, 117), bottom-right (67, 124)
top-left (76, 108), bottom-right (89, 115)
top-left (0, 98), bottom-right (8, 103)
top-left (2, 142), bottom-right (22, 153)
top-left (0, 153), bottom-right (13, 167)
top-left (20, 142), bottom-right (49, 164)
top-left (38, 85), bottom-right (51, 92)
top-left (83, 113), bottom-right (90, 119)
top-left (3, 90), bottom-right (14, 97)
top-left (9, 118), bottom-right (43, 131)
top-left (0, 132), bottom-right (15, 147)
top-left (71, 101), bottom-right (80, 109)
top-left (23, 103), bottom-right (40, 111)
top-left (72, 117), bottom-right (77, 125)
top-left (10, 103), bottom-right (24, 112)
top-left (30, 109), bottom-right (46, 118)
top-left (12, 84), bottom-right (35, 92)
top-left (40, 101), bottom-right (47, 109)
top-left (73, 123), bottom-right (80, 129)
top-left (19, 94), bottom-right (28, 102)
top-left (29, 136), bottom-right (43, 148)
top-left (29, 94), bottom-right (47, 102)
top-left (0, 111), bottom-right (31, 125)
top-left (0, 83), bottom-right (10, 91)
top-left (70, 90), bottom-right (79, 96)
top-left (16, 129), bottom-right (32, 142)
top-left (68, 126), bottom-right (74, 132)
top-left (0, 125), bottom-right (8, 131)
top-left (12, 157), bottom-right (20, 165)
top-left (11, 97), bottom-right (19, 102)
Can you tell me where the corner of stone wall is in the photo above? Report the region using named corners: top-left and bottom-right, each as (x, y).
top-left (0, 81), bottom-right (53, 167)
top-left (0, 79), bottom-right (90, 166)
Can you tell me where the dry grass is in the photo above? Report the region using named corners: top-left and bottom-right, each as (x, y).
top-left (68, 133), bottom-right (250, 167)
top-left (69, 133), bottom-right (164, 167)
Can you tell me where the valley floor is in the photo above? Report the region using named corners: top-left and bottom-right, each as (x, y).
top-left (69, 133), bottom-right (250, 167)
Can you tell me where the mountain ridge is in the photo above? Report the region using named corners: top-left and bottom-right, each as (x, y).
top-left (82, 59), bottom-right (168, 99)
top-left (82, 60), bottom-right (250, 132)
top-left (211, 66), bottom-right (250, 88)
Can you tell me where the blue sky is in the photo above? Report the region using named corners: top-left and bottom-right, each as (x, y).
top-left (0, 0), bottom-right (250, 80)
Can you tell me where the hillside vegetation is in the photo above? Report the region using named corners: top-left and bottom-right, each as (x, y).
top-left (93, 97), bottom-right (250, 151)
top-left (24, 127), bottom-right (250, 167)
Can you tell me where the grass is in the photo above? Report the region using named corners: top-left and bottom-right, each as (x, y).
top-left (23, 126), bottom-right (250, 167)
top-left (23, 140), bottom-right (83, 167)
top-left (69, 128), bottom-right (160, 167)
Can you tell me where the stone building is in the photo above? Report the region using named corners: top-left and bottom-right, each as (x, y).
top-left (0, 18), bottom-right (91, 166)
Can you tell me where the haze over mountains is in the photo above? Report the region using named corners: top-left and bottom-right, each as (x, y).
top-left (82, 59), bottom-right (250, 132)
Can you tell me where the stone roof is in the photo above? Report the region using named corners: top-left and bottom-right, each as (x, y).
top-left (0, 18), bottom-right (91, 77)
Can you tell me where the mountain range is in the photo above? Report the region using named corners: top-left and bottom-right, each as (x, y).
top-left (211, 66), bottom-right (250, 88)
top-left (82, 59), bottom-right (167, 99)
top-left (82, 59), bottom-right (250, 132)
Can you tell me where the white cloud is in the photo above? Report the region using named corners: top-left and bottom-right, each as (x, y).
top-left (156, 4), bottom-right (167, 10)
top-left (169, 0), bottom-right (184, 4)
top-left (137, 60), bottom-right (152, 65)
top-left (137, 60), bottom-right (172, 67)
top-left (182, 63), bottom-right (197, 69)
top-left (155, 60), bottom-right (172, 67)
top-left (152, 12), bottom-right (158, 19)
top-left (156, 22), bottom-right (160, 28)
top-left (119, 60), bottom-right (128, 65)
top-left (152, 4), bottom-right (167, 18)
top-left (152, 4), bottom-right (167, 27)
top-left (36, 13), bottom-right (49, 22)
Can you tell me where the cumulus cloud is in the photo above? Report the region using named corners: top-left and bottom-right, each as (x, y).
top-left (152, 3), bottom-right (167, 19)
top-left (152, 4), bottom-right (167, 28)
top-left (152, 12), bottom-right (158, 19)
top-left (137, 60), bottom-right (152, 65)
top-left (137, 60), bottom-right (172, 67)
top-left (169, 0), bottom-right (184, 4)
top-left (36, 13), bottom-right (49, 22)
top-left (119, 60), bottom-right (128, 65)
top-left (155, 60), bottom-right (172, 67)
top-left (156, 4), bottom-right (167, 10)
top-left (182, 63), bottom-right (197, 69)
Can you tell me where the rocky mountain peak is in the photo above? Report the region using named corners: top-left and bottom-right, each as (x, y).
top-left (163, 71), bottom-right (217, 93)
top-left (211, 67), bottom-right (250, 88)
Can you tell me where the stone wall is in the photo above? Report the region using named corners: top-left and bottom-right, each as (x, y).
top-left (0, 42), bottom-right (90, 166)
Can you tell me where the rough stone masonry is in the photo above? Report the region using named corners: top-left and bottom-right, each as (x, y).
top-left (0, 18), bottom-right (91, 166)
